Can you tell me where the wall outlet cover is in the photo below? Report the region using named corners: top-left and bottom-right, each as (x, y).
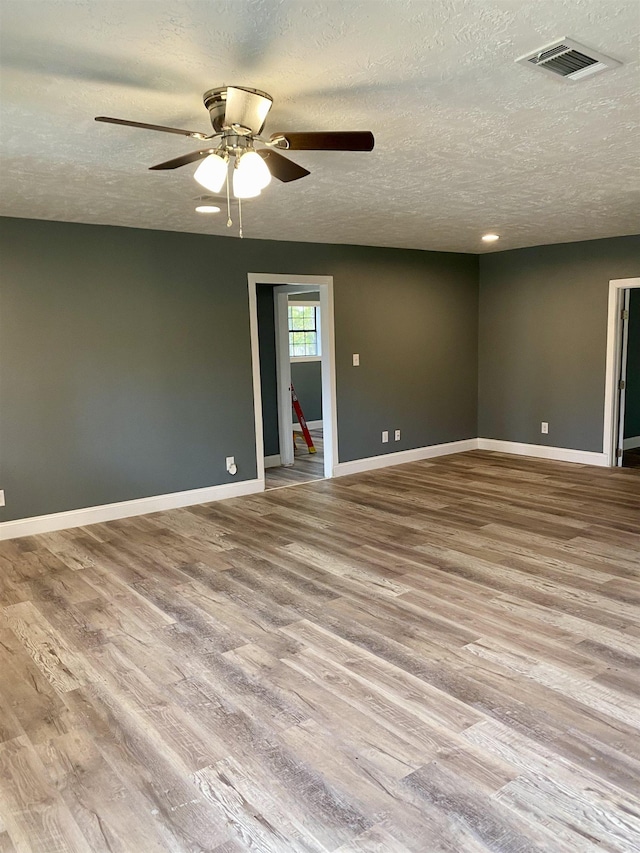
top-left (541, 422), bottom-right (549, 434)
top-left (352, 353), bottom-right (360, 366)
top-left (394, 430), bottom-right (401, 441)
top-left (382, 430), bottom-right (389, 443)
top-left (0, 490), bottom-right (4, 507)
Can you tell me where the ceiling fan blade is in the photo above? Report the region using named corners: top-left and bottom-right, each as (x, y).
top-left (270, 131), bottom-right (375, 151)
top-left (149, 149), bottom-right (215, 170)
top-left (256, 150), bottom-right (310, 183)
top-left (95, 116), bottom-right (208, 139)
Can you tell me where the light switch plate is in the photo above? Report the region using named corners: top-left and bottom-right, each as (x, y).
top-left (352, 353), bottom-right (360, 366)
top-left (0, 490), bottom-right (4, 507)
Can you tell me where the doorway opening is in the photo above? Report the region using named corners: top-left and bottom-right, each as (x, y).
top-left (248, 274), bottom-right (338, 490)
top-left (603, 277), bottom-right (640, 467)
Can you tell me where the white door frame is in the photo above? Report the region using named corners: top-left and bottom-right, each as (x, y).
top-left (247, 273), bottom-right (338, 487)
top-left (274, 287), bottom-right (294, 467)
top-left (273, 284), bottom-right (324, 467)
top-left (603, 277), bottom-right (640, 466)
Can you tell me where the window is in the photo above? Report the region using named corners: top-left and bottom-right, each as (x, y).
top-left (288, 302), bottom-right (321, 359)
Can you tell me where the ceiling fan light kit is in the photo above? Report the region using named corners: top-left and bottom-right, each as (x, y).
top-left (95, 85), bottom-right (374, 236)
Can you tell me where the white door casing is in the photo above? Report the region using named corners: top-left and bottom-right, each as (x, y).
top-left (615, 289), bottom-right (631, 467)
top-left (247, 273), bottom-right (338, 487)
top-left (603, 277), bottom-right (640, 466)
top-left (274, 287), bottom-right (294, 467)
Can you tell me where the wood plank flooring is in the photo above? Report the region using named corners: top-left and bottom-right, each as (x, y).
top-left (0, 449), bottom-right (639, 852)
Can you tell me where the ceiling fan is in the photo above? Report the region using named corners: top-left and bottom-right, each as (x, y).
top-left (95, 85), bottom-right (375, 208)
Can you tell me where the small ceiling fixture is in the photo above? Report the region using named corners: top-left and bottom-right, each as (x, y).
top-left (96, 86), bottom-right (374, 237)
top-left (516, 38), bottom-right (621, 81)
top-left (195, 204), bottom-right (221, 213)
top-left (482, 233), bottom-right (500, 243)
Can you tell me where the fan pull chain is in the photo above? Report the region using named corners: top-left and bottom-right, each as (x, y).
top-left (226, 167), bottom-right (232, 228)
top-left (238, 198), bottom-right (243, 239)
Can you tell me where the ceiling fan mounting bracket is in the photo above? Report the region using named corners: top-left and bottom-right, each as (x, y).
top-left (218, 133), bottom-right (253, 157)
top-left (268, 135), bottom-right (289, 150)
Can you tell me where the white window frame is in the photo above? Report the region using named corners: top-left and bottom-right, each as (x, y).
top-left (288, 300), bottom-right (322, 362)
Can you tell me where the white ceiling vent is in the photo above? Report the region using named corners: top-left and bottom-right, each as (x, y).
top-left (517, 38), bottom-right (621, 81)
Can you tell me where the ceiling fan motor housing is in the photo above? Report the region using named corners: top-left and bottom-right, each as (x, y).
top-left (202, 86), bottom-right (273, 135)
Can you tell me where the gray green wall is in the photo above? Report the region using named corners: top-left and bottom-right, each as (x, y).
top-left (256, 284), bottom-right (279, 457)
top-left (0, 218), bottom-right (259, 522)
top-left (478, 236), bottom-right (640, 452)
top-left (624, 288), bottom-right (640, 441)
top-left (336, 251), bottom-right (479, 461)
top-left (0, 216), bottom-right (478, 523)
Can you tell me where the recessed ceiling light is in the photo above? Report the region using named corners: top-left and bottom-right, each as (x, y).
top-left (482, 233), bottom-right (500, 243)
top-left (195, 204), bottom-right (221, 213)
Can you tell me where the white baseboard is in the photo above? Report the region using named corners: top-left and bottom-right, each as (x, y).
top-left (1, 436), bottom-right (613, 542)
top-left (623, 435), bottom-right (640, 451)
top-left (0, 479), bottom-right (263, 542)
top-left (333, 438), bottom-right (479, 477)
top-left (264, 454), bottom-right (282, 468)
top-left (477, 438), bottom-right (608, 467)
top-left (293, 420), bottom-right (323, 431)
top-left (334, 436), bottom-right (610, 478)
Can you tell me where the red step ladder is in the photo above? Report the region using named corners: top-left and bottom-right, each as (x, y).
top-left (291, 384), bottom-right (316, 454)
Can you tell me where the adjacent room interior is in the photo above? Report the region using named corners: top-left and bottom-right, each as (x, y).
top-left (257, 283), bottom-right (328, 490)
top-left (0, 2), bottom-right (639, 851)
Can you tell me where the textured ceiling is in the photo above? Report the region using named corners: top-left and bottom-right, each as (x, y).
top-left (0, 0), bottom-right (638, 253)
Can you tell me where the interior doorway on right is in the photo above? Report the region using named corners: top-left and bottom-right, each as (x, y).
top-left (621, 288), bottom-right (640, 468)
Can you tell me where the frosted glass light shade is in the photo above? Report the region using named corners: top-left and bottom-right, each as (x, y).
top-left (232, 150), bottom-right (271, 198)
top-left (232, 168), bottom-right (261, 198)
top-left (238, 150), bottom-right (271, 189)
top-left (194, 153), bottom-right (228, 193)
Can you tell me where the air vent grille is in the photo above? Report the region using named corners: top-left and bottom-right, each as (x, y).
top-left (517, 38), bottom-right (621, 81)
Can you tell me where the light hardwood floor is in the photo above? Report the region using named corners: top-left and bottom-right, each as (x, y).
top-left (0, 450), bottom-right (639, 852)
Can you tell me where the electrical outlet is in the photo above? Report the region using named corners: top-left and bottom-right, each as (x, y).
top-left (352, 353), bottom-right (360, 366)
top-left (394, 429), bottom-right (401, 441)
top-left (225, 456), bottom-right (237, 475)
top-left (541, 422), bottom-right (549, 434)
top-left (382, 430), bottom-right (389, 443)
top-left (0, 490), bottom-right (4, 507)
